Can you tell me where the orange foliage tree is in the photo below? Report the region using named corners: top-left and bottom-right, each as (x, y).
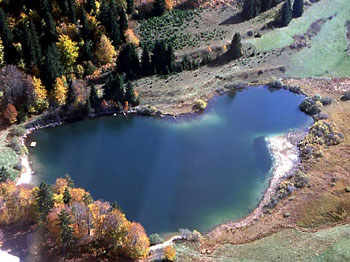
top-left (3, 104), bottom-right (18, 124)
top-left (94, 34), bottom-right (116, 66)
top-left (51, 76), bottom-right (68, 106)
top-left (122, 222), bottom-right (150, 259)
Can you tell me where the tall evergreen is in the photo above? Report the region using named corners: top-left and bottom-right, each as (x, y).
top-left (292, 0), bottom-right (303, 18)
top-left (43, 9), bottom-right (58, 44)
top-left (110, 20), bottom-right (121, 48)
top-left (58, 209), bottom-right (74, 252)
top-left (22, 21), bottom-right (42, 68)
top-left (80, 8), bottom-right (90, 40)
top-left (152, 40), bottom-right (167, 74)
top-left (229, 32), bottom-right (243, 59)
top-left (119, 8), bottom-right (128, 34)
top-left (254, 0), bottom-right (261, 16)
top-left (141, 45), bottom-right (151, 75)
top-left (36, 182), bottom-right (54, 220)
top-left (57, 0), bottom-right (69, 16)
top-left (81, 39), bottom-right (93, 61)
top-left (117, 43), bottom-right (140, 78)
top-left (67, 0), bottom-right (77, 23)
top-left (166, 43), bottom-right (175, 72)
top-left (127, 0), bottom-right (135, 14)
top-left (242, 0), bottom-right (255, 20)
top-left (261, 0), bottom-right (272, 11)
top-left (0, 8), bottom-right (16, 64)
top-left (42, 44), bottom-right (64, 90)
top-left (104, 74), bottom-right (124, 102)
top-left (125, 81), bottom-right (137, 105)
top-left (153, 0), bottom-right (166, 17)
top-left (63, 187), bottom-right (72, 206)
top-left (89, 84), bottom-right (100, 109)
top-left (280, 0), bottom-right (292, 27)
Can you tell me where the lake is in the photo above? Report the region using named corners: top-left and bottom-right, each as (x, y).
top-left (28, 87), bottom-right (312, 234)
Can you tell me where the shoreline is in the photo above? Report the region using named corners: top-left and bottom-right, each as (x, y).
top-left (208, 131), bottom-right (305, 235)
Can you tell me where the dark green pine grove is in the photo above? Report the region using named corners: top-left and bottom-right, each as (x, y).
top-left (0, 8), bottom-right (16, 64)
top-left (126, 0), bottom-right (134, 14)
top-left (293, 0), bottom-right (304, 18)
top-left (22, 21), bottom-right (42, 68)
top-left (42, 44), bottom-right (64, 90)
top-left (281, 0), bottom-right (293, 27)
top-left (117, 43), bottom-right (140, 77)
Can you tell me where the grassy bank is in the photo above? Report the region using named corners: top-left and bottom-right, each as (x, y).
top-left (0, 130), bottom-right (20, 180)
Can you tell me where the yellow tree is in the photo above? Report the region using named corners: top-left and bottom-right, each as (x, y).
top-left (51, 76), bottom-right (68, 106)
top-left (164, 245), bottom-right (176, 261)
top-left (94, 34), bottom-right (116, 65)
top-left (165, 0), bottom-right (174, 10)
top-left (124, 29), bottom-right (140, 47)
top-left (122, 222), bottom-right (150, 259)
top-left (56, 34), bottom-right (79, 70)
top-left (29, 77), bottom-right (49, 114)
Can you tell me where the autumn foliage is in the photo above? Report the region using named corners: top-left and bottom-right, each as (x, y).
top-left (3, 104), bottom-right (18, 124)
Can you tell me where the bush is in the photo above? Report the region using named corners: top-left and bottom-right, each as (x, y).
top-left (11, 126), bottom-right (27, 137)
top-left (320, 97), bottom-right (333, 106)
top-left (293, 171), bottom-right (309, 188)
top-left (193, 99), bottom-right (207, 111)
top-left (9, 137), bottom-right (23, 153)
top-left (299, 98), bottom-right (321, 115)
top-left (136, 105), bottom-right (157, 115)
top-left (149, 233), bottom-right (164, 245)
top-left (341, 91), bottom-right (350, 101)
top-left (268, 77), bottom-right (283, 89)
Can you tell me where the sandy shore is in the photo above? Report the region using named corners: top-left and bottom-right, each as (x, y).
top-left (16, 156), bottom-right (33, 185)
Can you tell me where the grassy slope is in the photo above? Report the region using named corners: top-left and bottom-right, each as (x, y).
top-left (247, 0), bottom-right (350, 77)
top-left (0, 131), bottom-right (20, 179)
top-left (176, 224), bottom-right (350, 261)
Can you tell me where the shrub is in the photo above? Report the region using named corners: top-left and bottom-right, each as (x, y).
top-left (299, 98), bottom-right (321, 115)
top-left (164, 245), bottom-right (176, 261)
top-left (320, 97), bottom-right (333, 106)
top-left (9, 137), bottom-right (22, 153)
top-left (293, 171), bottom-right (309, 188)
top-left (341, 91), bottom-right (350, 101)
top-left (11, 126), bottom-right (26, 137)
top-left (149, 233), bottom-right (164, 245)
top-left (193, 99), bottom-right (207, 111)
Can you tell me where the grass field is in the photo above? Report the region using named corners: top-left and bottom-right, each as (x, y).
top-left (176, 223), bottom-right (350, 261)
top-left (0, 131), bottom-right (20, 180)
top-left (247, 0), bottom-right (350, 78)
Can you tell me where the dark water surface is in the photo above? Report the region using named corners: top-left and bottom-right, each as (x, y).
top-left (28, 87), bottom-right (312, 234)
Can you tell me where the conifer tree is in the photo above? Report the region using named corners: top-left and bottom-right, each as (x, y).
top-left (254, 0), bottom-right (261, 16)
top-left (229, 32), bottom-right (243, 59)
top-left (141, 45), bottom-right (151, 75)
top-left (117, 43), bottom-right (140, 77)
top-left (119, 8), bottom-right (128, 34)
top-left (242, 0), bottom-right (255, 20)
top-left (110, 20), bottom-right (121, 48)
top-left (57, 0), bottom-right (69, 17)
top-left (153, 0), bottom-right (166, 16)
top-left (22, 21), bottom-right (42, 68)
top-left (89, 84), bottom-right (100, 109)
top-left (58, 209), bottom-right (74, 252)
top-left (43, 9), bottom-right (58, 44)
top-left (67, 0), bottom-right (77, 23)
top-left (63, 187), bottom-right (72, 206)
top-left (152, 40), bottom-right (167, 74)
top-left (292, 0), bottom-right (303, 18)
top-left (125, 81), bottom-right (137, 105)
top-left (42, 44), bottom-right (64, 90)
top-left (127, 0), bottom-right (135, 14)
top-left (0, 8), bottom-right (16, 64)
top-left (104, 74), bottom-right (124, 102)
top-left (80, 8), bottom-right (90, 41)
top-left (166, 43), bottom-right (175, 73)
top-left (280, 0), bottom-right (292, 27)
top-left (36, 182), bottom-right (54, 220)
top-left (261, 0), bottom-right (272, 11)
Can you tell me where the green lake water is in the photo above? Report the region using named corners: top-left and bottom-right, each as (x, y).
top-left (28, 87), bottom-right (312, 234)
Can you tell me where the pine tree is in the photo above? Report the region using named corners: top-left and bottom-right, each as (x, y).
top-left (242, 0), bottom-right (255, 20)
top-left (42, 44), bottom-right (64, 90)
top-left (0, 8), bottom-right (16, 64)
top-left (141, 45), bottom-right (151, 76)
top-left (117, 43), bottom-right (140, 78)
top-left (80, 8), bottom-right (90, 41)
top-left (63, 187), bottom-right (72, 206)
top-left (36, 182), bottom-right (54, 220)
top-left (58, 209), bottom-right (74, 252)
top-left (261, 0), bottom-right (272, 11)
top-left (57, 0), bottom-right (69, 17)
top-left (22, 21), bottom-right (42, 68)
top-left (67, 0), bottom-right (77, 23)
top-left (43, 9), bottom-right (58, 44)
top-left (292, 0), bottom-right (303, 18)
top-left (81, 39), bottom-right (93, 61)
top-left (110, 20), bottom-right (121, 48)
top-left (153, 0), bottom-right (166, 16)
top-left (229, 32), bottom-right (243, 59)
top-left (119, 8), bottom-right (128, 34)
top-left (125, 81), bottom-right (137, 105)
top-left (280, 0), bottom-right (292, 27)
top-left (166, 43), bottom-right (175, 73)
top-left (152, 40), bottom-right (167, 74)
top-left (89, 84), bottom-right (100, 109)
top-left (104, 74), bottom-right (124, 102)
top-left (127, 0), bottom-right (135, 14)
top-left (254, 0), bottom-right (261, 16)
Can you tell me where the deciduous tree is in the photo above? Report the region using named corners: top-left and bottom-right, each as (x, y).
top-left (3, 104), bottom-right (18, 124)
top-left (56, 34), bottom-right (79, 70)
top-left (51, 76), bottom-right (68, 106)
top-left (94, 34), bottom-right (116, 65)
